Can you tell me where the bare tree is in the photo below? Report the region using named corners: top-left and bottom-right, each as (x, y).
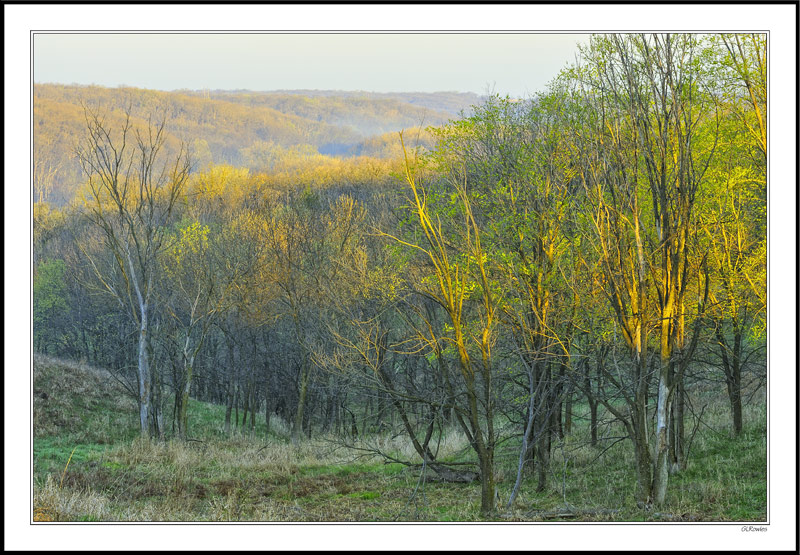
top-left (76, 104), bottom-right (191, 437)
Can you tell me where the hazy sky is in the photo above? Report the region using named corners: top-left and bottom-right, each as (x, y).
top-left (33, 33), bottom-right (584, 97)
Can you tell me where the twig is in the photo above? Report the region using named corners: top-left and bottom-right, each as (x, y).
top-left (683, 402), bottom-right (705, 467)
top-left (60, 446), bottom-right (78, 489)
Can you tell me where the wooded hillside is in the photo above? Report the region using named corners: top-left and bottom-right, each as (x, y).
top-left (33, 84), bottom-right (469, 204)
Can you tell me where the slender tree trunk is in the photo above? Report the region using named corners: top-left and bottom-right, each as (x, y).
top-left (652, 363), bottom-right (674, 506)
top-left (305, 397), bottom-right (313, 439)
top-left (717, 322), bottom-right (744, 436)
top-left (508, 363), bottom-right (537, 509)
top-left (224, 349), bottom-right (235, 435)
top-left (292, 360), bottom-right (310, 444)
top-left (478, 444), bottom-right (496, 515)
top-left (670, 375), bottom-right (686, 473)
top-left (631, 412), bottom-right (653, 506)
top-left (536, 360), bottom-right (553, 492)
top-left (583, 358), bottom-right (600, 448)
top-left (150, 347), bottom-right (164, 441)
top-left (242, 380), bottom-right (250, 431)
top-left (235, 384), bottom-right (240, 430)
top-left (178, 346), bottom-right (194, 440)
top-left (137, 306), bottom-right (151, 438)
top-left (250, 383), bottom-right (257, 432)
top-left (564, 385), bottom-right (573, 435)
top-left (676, 377), bottom-right (685, 468)
top-left (632, 346), bottom-right (653, 506)
top-left (263, 365), bottom-right (272, 438)
top-left (731, 326), bottom-right (743, 435)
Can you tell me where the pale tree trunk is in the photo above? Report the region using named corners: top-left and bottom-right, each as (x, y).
top-left (651, 365), bottom-right (674, 506)
top-left (137, 308), bottom-right (151, 438)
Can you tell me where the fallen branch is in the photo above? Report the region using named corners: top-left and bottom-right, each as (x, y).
top-left (324, 437), bottom-right (479, 482)
top-left (526, 507), bottom-right (621, 520)
top-left (652, 512), bottom-right (699, 521)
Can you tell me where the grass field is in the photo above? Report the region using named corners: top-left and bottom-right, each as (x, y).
top-left (32, 356), bottom-right (767, 522)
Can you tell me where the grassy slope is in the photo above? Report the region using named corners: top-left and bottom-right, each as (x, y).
top-left (32, 355), bottom-right (766, 522)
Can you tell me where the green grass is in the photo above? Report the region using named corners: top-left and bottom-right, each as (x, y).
top-left (33, 355), bottom-right (767, 522)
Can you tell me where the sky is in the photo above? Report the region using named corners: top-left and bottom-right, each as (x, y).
top-left (33, 33), bottom-right (584, 97)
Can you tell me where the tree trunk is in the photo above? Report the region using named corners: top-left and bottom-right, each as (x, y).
top-left (629, 406), bottom-right (653, 506)
top-left (242, 380), bottom-right (250, 431)
top-left (731, 326), bottom-right (743, 436)
top-left (651, 365), bottom-right (674, 506)
top-left (717, 322), bottom-right (744, 437)
top-left (235, 385), bottom-right (240, 429)
top-left (670, 376), bottom-right (686, 472)
top-left (584, 361), bottom-right (599, 448)
top-left (224, 337), bottom-right (236, 436)
top-left (137, 307), bottom-right (151, 438)
top-left (478, 444), bottom-right (496, 515)
top-left (508, 363), bottom-right (537, 509)
top-left (292, 360), bottom-right (310, 444)
top-left (178, 352), bottom-right (193, 440)
top-left (564, 386), bottom-right (572, 435)
top-left (535, 360), bottom-right (552, 492)
top-left (249, 387), bottom-right (257, 432)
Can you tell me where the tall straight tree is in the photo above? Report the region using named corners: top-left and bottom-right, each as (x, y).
top-left (76, 105), bottom-right (191, 437)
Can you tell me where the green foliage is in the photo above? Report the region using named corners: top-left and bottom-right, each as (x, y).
top-left (33, 259), bottom-right (70, 353)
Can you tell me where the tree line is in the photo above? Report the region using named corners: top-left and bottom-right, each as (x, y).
top-left (33, 33), bottom-right (766, 515)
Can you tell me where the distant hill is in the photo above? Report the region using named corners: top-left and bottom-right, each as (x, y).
top-left (179, 90), bottom-right (470, 139)
top-left (33, 84), bottom-right (472, 204)
top-left (206, 89), bottom-right (483, 117)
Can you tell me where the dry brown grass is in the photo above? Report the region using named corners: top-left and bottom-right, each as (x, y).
top-left (34, 474), bottom-right (112, 521)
